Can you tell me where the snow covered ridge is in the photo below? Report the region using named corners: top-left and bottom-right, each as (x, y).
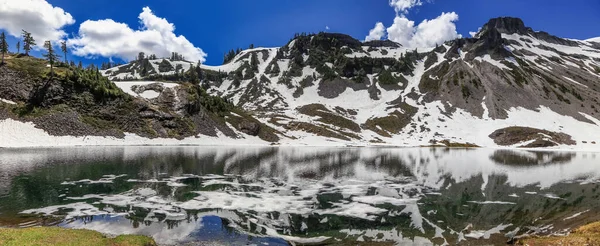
top-left (6, 17), bottom-right (599, 148)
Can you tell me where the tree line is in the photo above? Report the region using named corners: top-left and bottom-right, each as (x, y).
top-left (222, 43), bottom-right (256, 65)
top-left (0, 29), bottom-right (109, 78)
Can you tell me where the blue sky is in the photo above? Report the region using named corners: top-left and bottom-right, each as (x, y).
top-left (1, 0), bottom-right (599, 66)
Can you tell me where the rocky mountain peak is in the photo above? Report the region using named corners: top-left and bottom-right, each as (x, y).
top-left (477, 17), bottom-right (580, 47)
top-left (481, 17), bottom-right (530, 35)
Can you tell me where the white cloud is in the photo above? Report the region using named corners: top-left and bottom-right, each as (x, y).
top-left (389, 0), bottom-right (423, 14)
top-left (469, 27), bottom-right (482, 38)
top-left (0, 0), bottom-right (75, 43)
top-left (326, 26), bottom-right (330, 30)
top-left (68, 7), bottom-right (206, 63)
top-left (366, 0), bottom-right (460, 48)
top-left (365, 22), bottom-right (386, 41)
top-left (367, 12), bottom-right (459, 48)
top-left (408, 12), bottom-right (460, 48)
top-left (386, 17), bottom-right (415, 45)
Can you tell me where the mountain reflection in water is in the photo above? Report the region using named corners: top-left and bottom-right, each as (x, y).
top-left (1, 147), bottom-right (599, 245)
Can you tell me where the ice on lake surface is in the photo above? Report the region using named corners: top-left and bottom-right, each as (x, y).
top-left (1, 147), bottom-right (600, 245)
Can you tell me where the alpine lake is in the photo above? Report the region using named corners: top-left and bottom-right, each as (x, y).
top-left (1, 147), bottom-right (599, 245)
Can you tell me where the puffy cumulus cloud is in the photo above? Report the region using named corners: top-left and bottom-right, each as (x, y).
top-left (382, 12), bottom-right (460, 48)
top-left (389, 0), bottom-right (423, 14)
top-left (365, 22), bottom-right (386, 42)
top-left (386, 17), bottom-right (415, 45)
top-left (0, 0), bottom-right (75, 43)
top-left (365, 0), bottom-right (460, 49)
top-left (409, 12), bottom-right (460, 48)
top-left (68, 7), bottom-right (206, 63)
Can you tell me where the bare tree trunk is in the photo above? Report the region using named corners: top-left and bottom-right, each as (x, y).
top-left (1, 52), bottom-right (4, 64)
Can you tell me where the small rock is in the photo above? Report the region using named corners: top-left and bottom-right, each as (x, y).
top-left (239, 120), bottom-right (260, 136)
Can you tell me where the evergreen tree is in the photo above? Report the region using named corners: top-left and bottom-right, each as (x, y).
top-left (249, 44), bottom-right (254, 49)
top-left (250, 53), bottom-right (259, 71)
top-left (16, 41), bottom-right (20, 54)
top-left (188, 65), bottom-right (198, 83)
top-left (22, 30), bottom-right (36, 56)
top-left (0, 32), bottom-right (8, 65)
top-left (271, 62), bottom-right (280, 74)
top-left (70, 60), bottom-right (75, 67)
top-left (60, 40), bottom-right (67, 63)
top-left (43, 41), bottom-right (60, 77)
top-left (223, 50), bottom-right (235, 64)
top-left (195, 60), bottom-right (203, 81)
top-left (138, 52), bottom-right (145, 62)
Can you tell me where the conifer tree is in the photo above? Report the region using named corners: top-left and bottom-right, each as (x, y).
top-left (16, 41), bottom-right (20, 54)
top-left (188, 65), bottom-right (198, 83)
top-left (195, 60), bottom-right (203, 81)
top-left (60, 40), bottom-right (68, 63)
top-left (43, 41), bottom-right (60, 77)
top-left (22, 30), bottom-right (36, 56)
top-left (0, 32), bottom-right (8, 65)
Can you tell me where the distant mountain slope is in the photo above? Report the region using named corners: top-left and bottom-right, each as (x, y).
top-left (97, 17), bottom-right (600, 149)
top-left (587, 37), bottom-right (600, 43)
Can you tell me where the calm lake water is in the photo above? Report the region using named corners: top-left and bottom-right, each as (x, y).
top-left (0, 147), bottom-right (599, 245)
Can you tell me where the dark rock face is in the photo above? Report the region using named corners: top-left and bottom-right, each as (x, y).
top-left (462, 26), bottom-right (511, 61)
top-left (31, 111), bottom-right (124, 138)
top-left (317, 78), bottom-right (369, 99)
top-left (479, 17), bottom-right (580, 47)
top-left (363, 40), bottom-right (402, 48)
top-left (132, 83), bottom-right (164, 94)
top-left (489, 127), bottom-right (576, 147)
top-left (239, 120), bottom-right (260, 136)
top-left (0, 66), bottom-right (35, 102)
top-left (531, 31), bottom-right (580, 47)
top-left (481, 17), bottom-right (529, 35)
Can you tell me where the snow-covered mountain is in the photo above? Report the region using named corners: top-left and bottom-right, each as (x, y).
top-left (587, 37), bottom-right (600, 43)
top-left (101, 17), bottom-right (600, 149)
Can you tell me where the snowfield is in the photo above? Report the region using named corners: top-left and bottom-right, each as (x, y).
top-left (2, 103), bottom-right (600, 150)
top-left (113, 81), bottom-right (179, 99)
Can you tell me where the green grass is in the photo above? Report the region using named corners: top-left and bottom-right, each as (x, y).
top-left (297, 104), bottom-right (361, 132)
top-left (226, 108), bottom-right (281, 142)
top-left (0, 227), bottom-right (156, 246)
top-left (5, 55), bottom-right (46, 78)
top-left (520, 221), bottom-right (600, 245)
top-left (364, 103), bottom-right (418, 137)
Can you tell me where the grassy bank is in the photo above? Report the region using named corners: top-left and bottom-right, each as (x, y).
top-left (0, 227), bottom-right (156, 246)
top-left (520, 221), bottom-right (600, 245)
